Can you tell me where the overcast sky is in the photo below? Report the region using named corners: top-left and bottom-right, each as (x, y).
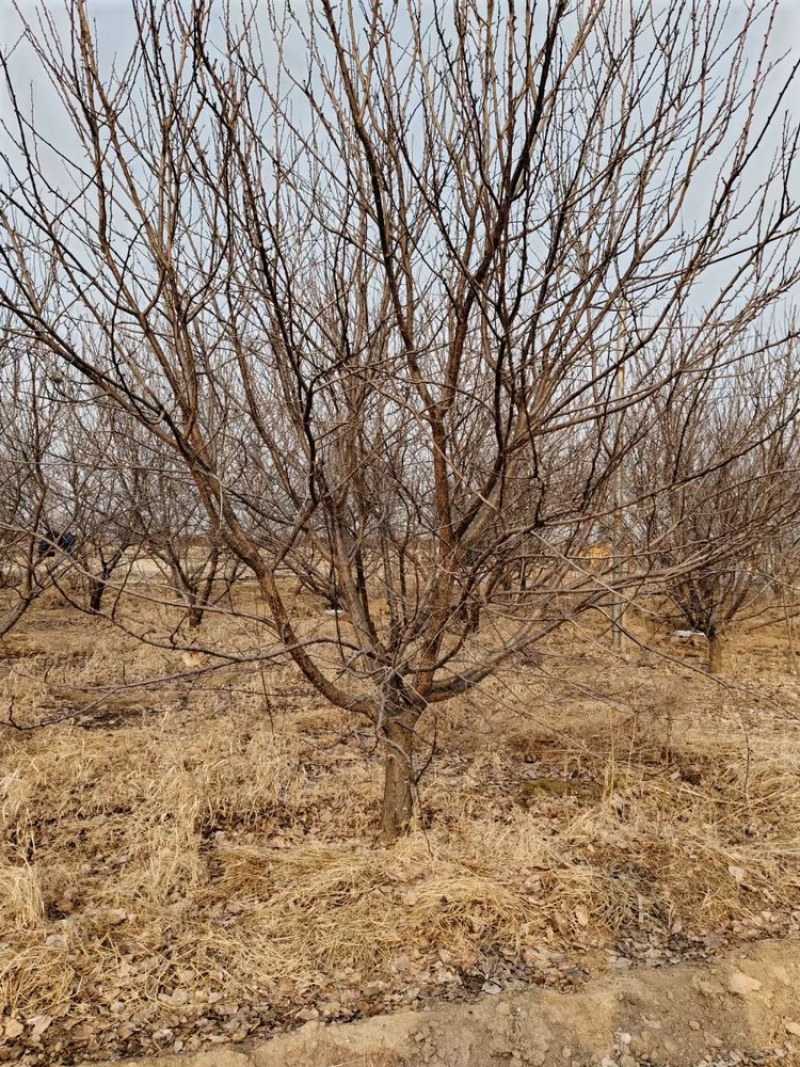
top-left (3, 1), bottom-right (799, 148)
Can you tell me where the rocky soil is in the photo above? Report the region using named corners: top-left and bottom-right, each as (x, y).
top-left (74, 939), bottom-right (800, 1067)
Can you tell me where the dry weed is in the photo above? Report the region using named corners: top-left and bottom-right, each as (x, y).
top-left (1, 603), bottom-right (799, 1063)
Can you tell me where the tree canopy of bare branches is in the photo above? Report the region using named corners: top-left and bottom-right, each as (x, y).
top-left (2, 0), bottom-right (799, 836)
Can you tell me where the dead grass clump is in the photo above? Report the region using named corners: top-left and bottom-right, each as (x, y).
top-left (0, 863), bottom-right (43, 928)
top-left (2, 603), bottom-right (800, 1064)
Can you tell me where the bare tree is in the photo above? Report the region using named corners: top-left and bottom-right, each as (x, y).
top-left (0, 343), bottom-right (79, 637)
top-left (630, 343), bottom-right (800, 672)
top-left (2, 1), bottom-right (799, 837)
top-left (127, 446), bottom-right (237, 629)
top-left (44, 398), bottom-right (142, 614)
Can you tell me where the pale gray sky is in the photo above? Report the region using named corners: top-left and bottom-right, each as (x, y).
top-left (2, 0), bottom-right (800, 320)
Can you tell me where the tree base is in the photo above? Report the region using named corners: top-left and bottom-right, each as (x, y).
top-left (379, 713), bottom-right (416, 843)
top-left (708, 633), bottom-right (725, 674)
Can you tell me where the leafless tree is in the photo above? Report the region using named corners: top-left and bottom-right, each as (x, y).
top-left (2, 1), bottom-right (799, 837)
top-left (44, 398), bottom-right (143, 614)
top-left (629, 342), bottom-right (800, 671)
top-left (0, 342), bottom-right (81, 637)
top-left (124, 442), bottom-right (239, 629)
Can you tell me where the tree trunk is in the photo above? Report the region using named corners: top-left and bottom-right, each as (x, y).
top-left (380, 712), bottom-right (416, 842)
top-left (188, 549), bottom-right (220, 628)
top-left (187, 596), bottom-right (204, 628)
top-left (781, 589), bottom-right (799, 676)
top-left (88, 577), bottom-right (106, 614)
top-left (708, 631), bottom-right (725, 673)
top-left (88, 551), bottom-right (125, 614)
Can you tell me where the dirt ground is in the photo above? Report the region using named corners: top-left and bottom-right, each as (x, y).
top-left (1, 590), bottom-right (799, 1065)
top-left (81, 938), bottom-right (800, 1067)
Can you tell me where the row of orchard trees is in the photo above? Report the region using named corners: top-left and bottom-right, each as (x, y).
top-left (3, 336), bottom-right (800, 643)
top-left (2, 0), bottom-right (800, 839)
top-left (0, 347), bottom-right (235, 634)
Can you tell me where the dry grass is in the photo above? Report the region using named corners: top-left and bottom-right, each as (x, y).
top-left (1, 596), bottom-right (800, 1063)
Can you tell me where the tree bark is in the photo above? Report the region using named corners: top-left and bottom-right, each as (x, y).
top-left (186, 594), bottom-right (204, 628)
top-left (380, 712), bottom-right (417, 842)
top-left (87, 551), bottom-right (126, 614)
top-left (188, 549), bottom-right (219, 628)
top-left (88, 577), bottom-right (106, 614)
top-left (708, 631), bottom-right (726, 674)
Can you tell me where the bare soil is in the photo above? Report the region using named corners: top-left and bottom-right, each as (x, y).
top-left (80, 938), bottom-right (800, 1067)
top-left (1, 593), bottom-right (799, 1065)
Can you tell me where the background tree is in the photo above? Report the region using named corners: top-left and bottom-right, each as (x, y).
top-left (126, 444), bottom-right (238, 630)
top-left (46, 397), bottom-right (143, 615)
top-left (630, 342), bottom-right (800, 672)
top-left (0, 344), bottom-right (79, 637)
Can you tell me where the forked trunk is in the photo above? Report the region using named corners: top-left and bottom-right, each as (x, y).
top-left (708, 631), bottom-right (725, 674)
top-left (186, 551), bottom-right (220, 628)
top-left (380, 712), bottom-right (417, 843)
top-left (88, 552), bottom-right (126, 614)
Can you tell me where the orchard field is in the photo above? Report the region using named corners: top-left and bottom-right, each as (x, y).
top-left (2, 583), bottom-right (799, 1064)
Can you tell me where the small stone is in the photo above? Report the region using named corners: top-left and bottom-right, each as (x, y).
top-left (786, 1022), bottom-right (800, 1037)
top-left (695, 979), bottom-right (717, 997)
top-left (4, 1018), bottom-right (24, 1039)
top-left (705, 1033), bottom-right (723, 1048)
top-left (629, 1035), bottom-right (651, 1056)
top-left (620, 1055), bottom-right (637, 1067)
top-left (481, 981), bottom-right (502, 995)
top-left (690, 1020), bottom-right (701, 1031)
top-left (727, 970), bottom-right (762, 996)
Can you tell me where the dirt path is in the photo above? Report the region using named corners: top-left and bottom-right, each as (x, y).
top-left (74, 939), bottom-right (800, 1067)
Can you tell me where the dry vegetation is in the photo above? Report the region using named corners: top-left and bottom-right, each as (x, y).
top-left (2, 3), bottom-right (800, 1064)
top-left (2, 588), bottom-right (799, 1065)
